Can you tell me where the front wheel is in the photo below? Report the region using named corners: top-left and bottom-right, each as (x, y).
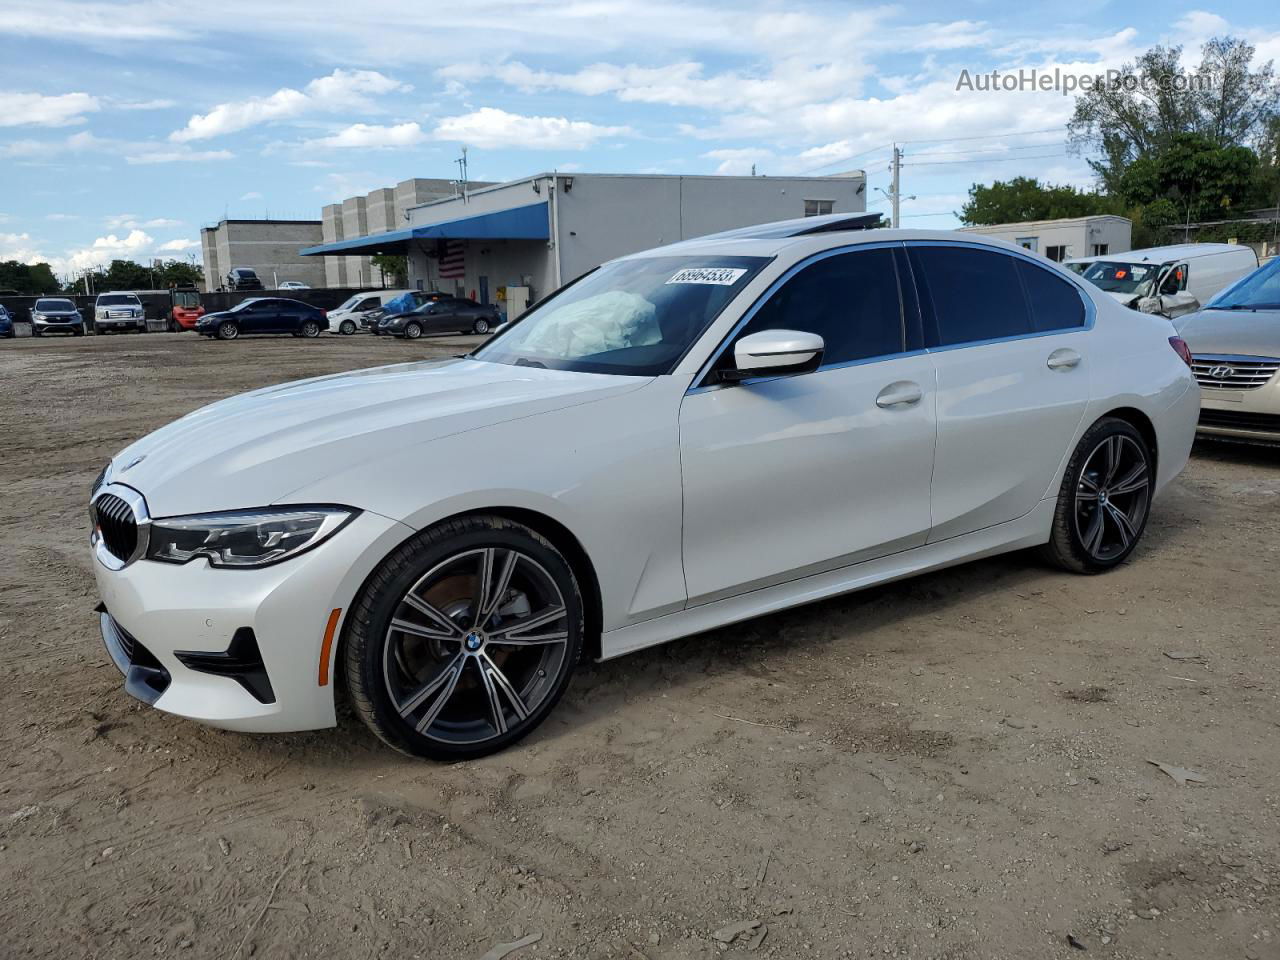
top-left (403, 322), bottom-right (422, 340)
top-left (345, 515), bottom-right (584, 760)
top-left (301, 320), bottom-right (321, 338)
top-left (1042, 418), bottom-right (1153, 573)
top-left (216, 321), bottom-right (239, 341)
top-left (340, 319), bottom-right (356, 335)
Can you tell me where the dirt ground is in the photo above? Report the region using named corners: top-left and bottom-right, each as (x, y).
top-left (1, 331), bottom-right (1278, 960)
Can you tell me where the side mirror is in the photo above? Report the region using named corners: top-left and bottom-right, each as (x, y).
top-left (721, 329), bottom-right (824, 382)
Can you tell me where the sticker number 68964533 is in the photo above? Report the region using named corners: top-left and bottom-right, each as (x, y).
top-left (666, 267), bottom-right (748, 285)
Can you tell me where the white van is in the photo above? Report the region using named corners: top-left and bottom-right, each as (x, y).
top-left (1065, 244), bottom-right (1258, 319)
top-left (326, 289), bottom-right (416, 334)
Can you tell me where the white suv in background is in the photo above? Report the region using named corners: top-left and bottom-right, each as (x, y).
top-left (327, 289), bottom-right (413, 335)
top-left (94, 292), bottom-right (147, 334)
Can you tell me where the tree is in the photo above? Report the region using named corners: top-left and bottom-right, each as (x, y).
top-left (81, 258), bottom-right (202, 291)
top-left (1069, 38), bottom-right (1280, 193)
top-left (1113, 132), bottom-right (1260, 224)
top-left (0, 260), bottom-right (60, 294)
top-left (958, 177), bottom-right (1119, 225)
top-left (370, 254), bottom-right (407, 286)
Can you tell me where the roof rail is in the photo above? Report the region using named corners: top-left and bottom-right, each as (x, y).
top-left (694, 212), bottom-right (886, 242)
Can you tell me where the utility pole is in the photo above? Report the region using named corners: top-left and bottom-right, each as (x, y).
top-left (890, 144), bottom-right (902, 228)
top-left (456, 147), bottom-right (469, 203)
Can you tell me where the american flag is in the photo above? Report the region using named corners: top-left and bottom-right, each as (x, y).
top-left (438, 240), bottom-right (465, 279)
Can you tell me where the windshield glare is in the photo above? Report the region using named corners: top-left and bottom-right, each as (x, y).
top-left (36, 299), bottom-right (74, 311)
top-left (474, 256), bottom-right (770, 376)
top-left (1209, 258), bottom-right (1280, 309)
top-left (1081, 261), bottom-right (1161, 296)
top-left (99, 294), bottom-right (139, 306)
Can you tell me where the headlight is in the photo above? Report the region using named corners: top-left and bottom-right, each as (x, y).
top-left (146, 506), bottom-right (357, 568)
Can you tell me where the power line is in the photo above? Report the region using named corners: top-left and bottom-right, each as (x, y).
top-left (902, 151), bottom-right (1071, 167)
top-left (899, 126), bottom-right (1067, 145)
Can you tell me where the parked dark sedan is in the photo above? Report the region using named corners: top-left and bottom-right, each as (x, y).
top-left (363, 290), bottom-right (449, 333)
top-left (195, 298), bottom-right (327, 340)
top-left (0, 306), bottom-right (13, 338)
top-left (378, 297), bottom-right (501, 339)
top-left (30, 298), bottom-right (85, 336)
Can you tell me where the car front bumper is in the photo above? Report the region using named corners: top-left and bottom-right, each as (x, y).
top-left (1197, 376), bottom-right (1280, 443)
top-left (34, 318), bottom-right (81, 331)
top-left (93, 508), bottom-right (412, 732)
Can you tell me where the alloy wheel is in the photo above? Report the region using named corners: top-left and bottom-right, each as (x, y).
top-left (1073, 434), bottom-right (1150, 562)
top-left (473, 319), bottom-right (490, 335)
top-left (381, 546), bottom-right (570, 746)
top-left (218, 322), bottom-right (239, 340)
top-left (404, 322), bottom-right (422, 339)
top-left (302, 321), bottom-right (320, 338)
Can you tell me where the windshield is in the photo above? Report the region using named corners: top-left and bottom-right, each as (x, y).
top-left (1063, 262), bottom-right (1087, 275)
top-left (229, 299), bottom-right (263, 313)
top-left (98, 294), bottom-right (140, 306)
top-left (1208, 257), bottom-right (1280, 309)
top-left (475, 255), bottom-right (770, 376)
top-left (1080, 261), bottom-right (1162, 296)
top-left (173, 290), bottom-right (200, 307)
top-left (36, 299), bottom-right (75, 311)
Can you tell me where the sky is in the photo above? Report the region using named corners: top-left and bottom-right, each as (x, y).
top-left (1, 1), bottom-right (1278, 280)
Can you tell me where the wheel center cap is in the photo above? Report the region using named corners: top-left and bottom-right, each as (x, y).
top-left (464, 632), bottom-right (484, 652)
top-left (1098, 490), bottom-right (1109, 505)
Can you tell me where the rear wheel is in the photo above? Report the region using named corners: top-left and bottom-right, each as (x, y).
top-left (1042, 417), bottom-right (1153, 573)
top-left (340, 319), bottom-right (356, 335)
top-left (345, 515), bottom-right (584, 760)
top-left (216, 321), bottom-right (239, 341)
top-left (404, 321), bottom-right (422, 340)
top-left (472, 318), bottom-right (490, 335)
top-left (301, 319), bottom-right (321, 338)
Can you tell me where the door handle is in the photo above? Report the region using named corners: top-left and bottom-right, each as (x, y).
top-left (876, 381), bottom-right (923, 408)
top-left (1047, 348), bottom-right (1081, 371)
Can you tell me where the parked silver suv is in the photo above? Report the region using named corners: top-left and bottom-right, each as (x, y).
top-left (94, 292), bottom-right (146, 334)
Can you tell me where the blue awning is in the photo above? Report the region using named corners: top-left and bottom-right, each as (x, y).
top-left (300, 201), bottom-right (549, 256)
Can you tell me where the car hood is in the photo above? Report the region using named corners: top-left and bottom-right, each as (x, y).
top-left (1103, 291), bottom-right (1139, 306)
top-left (1175, 308), bottom-right (1280, 358)
top-left (106, 357), bottom-right (649, 517)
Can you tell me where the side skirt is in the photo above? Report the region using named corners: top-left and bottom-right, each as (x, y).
top-left (600, 498), bottom-right (1056, 661)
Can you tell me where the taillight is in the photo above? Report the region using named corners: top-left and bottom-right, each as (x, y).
top-left (1168, 336), bottom-right (1193, 367)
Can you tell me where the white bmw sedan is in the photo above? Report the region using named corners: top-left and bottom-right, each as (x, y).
top-left (90, 219), bottom-right (1200, 759)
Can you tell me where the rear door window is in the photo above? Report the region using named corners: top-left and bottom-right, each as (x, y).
top-left (909, 245), bottom-right (1032, 347)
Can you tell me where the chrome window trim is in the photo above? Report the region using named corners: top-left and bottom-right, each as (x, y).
top-left (90, 483), bottom-right (151, 571)
top-left (687, 238), bottom-right (1097, 395)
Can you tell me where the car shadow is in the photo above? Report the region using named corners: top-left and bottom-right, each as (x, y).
top-left (1191, 436), bottom-right (1280, 469)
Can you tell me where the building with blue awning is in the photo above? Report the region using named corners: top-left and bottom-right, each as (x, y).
top-left (299, 171), bottom-right (868, 319)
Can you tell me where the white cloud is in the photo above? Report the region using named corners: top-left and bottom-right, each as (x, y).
top-left (0, 90), bottom-right (99, 127)
top-left (2, 131), bottom-right (231, 164)
top-left (126, 147), bottom-right (233, 164)
top-left (240, 191), bottom-right (263, 200)
top-left (432, 107), bottom-right (632, 150)
top-left (310, 122), bottom-right (427, 149)
top-left (45, 213), bottom-right (80, 221)
top-left (0, 231), bottom-right (47, 262)
top-left (113, 98), bottom-right (178, 110)
top-left (157, 238), bottom-right (199, 252)
top-left (106, 215), bottom-right (184, 229)
top-left (170, 69), bottom-right (408, 142)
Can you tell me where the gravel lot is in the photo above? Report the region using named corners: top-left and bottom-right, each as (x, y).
top-left (1, 332), bottom-right (1278, 960)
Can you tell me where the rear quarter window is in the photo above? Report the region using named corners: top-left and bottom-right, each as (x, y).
top-left (1017, 260), bottom-right (1087, 332)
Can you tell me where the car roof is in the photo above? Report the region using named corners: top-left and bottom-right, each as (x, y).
top-left (619, 225), bottom-right (1046, 263)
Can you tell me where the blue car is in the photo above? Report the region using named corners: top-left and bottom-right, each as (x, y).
top-left (0, 305), bottom-right (14, 338)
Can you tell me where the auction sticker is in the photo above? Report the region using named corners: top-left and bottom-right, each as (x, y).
top-left (666, 267), bottom-right (748, 285)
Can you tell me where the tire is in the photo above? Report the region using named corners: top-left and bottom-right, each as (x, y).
top-left (31, 327), bottom-right (41, 337)
top-left (345, 515), bottom-right (584, 760)
top-left (1041, 417), bottom-right (1153, 574)
top-left (403, 322), bottom-right (422, 340)
top-left (216, 321), bottom-right (239, 341)
top-left (301, 320), bottom-right (321, 338)
top-left (472, 318), bottom-right (490, 335)
top-left (340, 319), bottom-right (356, 335)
